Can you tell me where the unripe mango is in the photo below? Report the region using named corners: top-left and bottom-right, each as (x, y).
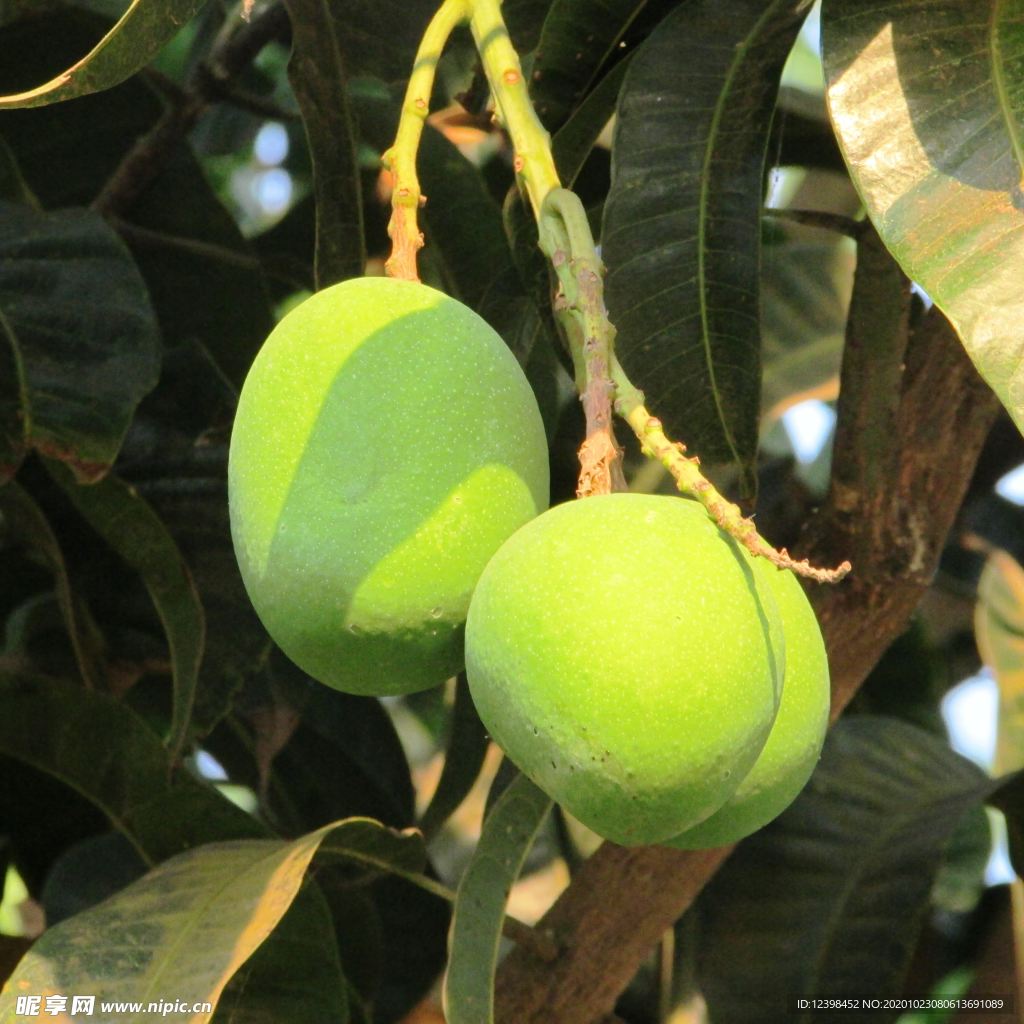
top-left (229, 277), bottom-right (549, 696)
top-left (664, 566), bottom-right (829, 848)
top-left (465, 494), bottom-right (785, 846)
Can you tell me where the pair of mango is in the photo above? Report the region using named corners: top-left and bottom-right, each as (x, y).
top-left (228, 278), bottom-right (829, 849)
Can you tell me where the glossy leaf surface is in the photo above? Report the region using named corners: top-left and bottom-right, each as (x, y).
top-left (603, 0), bottom-right (804, 494)
top-left (696, 717), bottom-right (993, 1024)
top-left (822, 0), bottom-right (1024, 436)
top-left (0, 201), bottom-right (160, 482)
top-left (0, 0), bottom-right (206, 108)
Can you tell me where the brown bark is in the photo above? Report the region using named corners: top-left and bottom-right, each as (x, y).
top-left (494, 244), bottom-right (1002, 1024)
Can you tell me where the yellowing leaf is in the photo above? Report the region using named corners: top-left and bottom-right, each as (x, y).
top-left (0, 819), bottom-right (424, 1024)
top-left (977, 551), bottom-right (1024, 776)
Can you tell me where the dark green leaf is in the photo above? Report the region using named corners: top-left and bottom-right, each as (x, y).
top-left (285, 0), bottom-right (365, 288)
top-left (0, 10), bottom-right (275, 390)
top-left (445, 772), bottom-right (552, 1024)
top-left (531, 0), bottom-right (664, 132)
top-left (141, 478), bottom-right (268, 741)
top-left (418, 125), bottom-right (513, 310)
top-left (0, 0), bottom-right (207, 108)
top-left (0, 135), bottom-right (38, 208)
top-left (45, 460), bottom-right (204, 765)
top-left (0, 201), bottom-right (161, 482)
top-left (696, 717), bottom-right (994, 1024)
top-left (0, 479), bottom-right (107, 689)
top-left (211, 882), bottom-right (350, 1024)
top-left (0, 672), bottom-right (255, 866)
top-left (503, 0), bottom-right (555, 56)
top-left (419, 673), bottom-right (490, 841)
top-left (760, 222), bottom-right (854, 414)
top-left (603, 0), bottom-right (804, 496)
top-left (551, 55), bottom-right (632, 188)
top-left (822, 0), bottom-right (1024, 437)
top-left (319, 0), bottom-right (439, 83)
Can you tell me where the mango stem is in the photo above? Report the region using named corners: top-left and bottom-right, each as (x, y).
top-left (383, 0), bottom-right (468, 281)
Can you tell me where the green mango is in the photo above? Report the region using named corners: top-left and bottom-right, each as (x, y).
top-left (229, 277), bottom-right (549, 696)
top-left (664, 565), bottom-right (829, 849)
top-left (465, 493), bottom-right (785, 846)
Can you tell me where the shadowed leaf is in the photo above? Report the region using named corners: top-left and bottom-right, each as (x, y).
top-left (45, 461), bottom-right (204, 766)
top-left (444, 772), bottom-right (552, 1024)
top-left (696, 717), bottom-right (995, 1024)
top-left (0, 201), bottom-right (161, 482)
top-left (0, 673), bottom-right (262, 867)
top-left (822, 0), bottom-right (1024, 439)
top-left (603, 0), bottom-right (805, 496)
top-left (418, 674), bottom-right (490, 842)
top-left (0, 0), bottom-right (207, 108)
top-left (530, 0), bottom-right (669, 132)
top-left (285, 0), bottom-right (365, 288)
top-left (0, 480), bottom-right (106, 689)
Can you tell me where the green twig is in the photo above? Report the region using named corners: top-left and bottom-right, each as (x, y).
top-left (383, 0), bottom-right (468, 281)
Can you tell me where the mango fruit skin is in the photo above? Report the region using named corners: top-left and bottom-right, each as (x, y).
top-left (664, 566), bottom-right (829, 848)
top-left (465, 493), bottom-right (785, 846)
top-left (228, 277), bottom-right (549, 697)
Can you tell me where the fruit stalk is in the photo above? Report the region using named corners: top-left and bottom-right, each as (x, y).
top-left (539, 188), bottom-right (622, 496)
top-left (382, 0), bottom-right (468, 281)
top-left (384, 0), bottom-right (850, 581)
top-left (611, 359), bottom-right (850, 583)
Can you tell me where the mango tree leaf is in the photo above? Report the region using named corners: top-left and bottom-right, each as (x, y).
top-left (418, 674), bottom-right (490, 842)
top-left (319, 0), bottom-right (439, 83)
top-left (695, 716), bottom-right (995, 1024)
top-left (444, 772), bottom-right (552, 1024)
top-left (976, 550), bottom-right (1024, 776)
top-left (0, 672), bottom-right (263, 866)
top-left (0, 201), bottom-right (161, 482)
top-left (760, 222), bottom-right (855, 415)
top-left (551, 55), bottom-right (632, 188)
top-left (0, 0), bottom-right (207, 109)
top-left (285, 0), bottom-right (365, 288)
top-left (531, 0), bottom-right (670, 132)
top-left (46, 460), bottom-right (203, 766)
top-left (0, 822), bottom-right (379, 1024)
top-left (0, 480), bottom-right (106, 690)
top-left (209, 884), bottom-right (349, 1024)
top-left (0, 9), bottom-right (275, 389)
top-left (603, 0), bottom-right (805, 496)
top-left (821, 0), bottom-right (1024, 439)
top-left (0, 136), bottom-right (38, 208)
top-left (503, 0), bottom-right (555, 56)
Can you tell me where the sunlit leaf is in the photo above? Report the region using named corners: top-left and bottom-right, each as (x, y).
top-left (0, 0), bottom-right (207, 109)
top-left (696, 717), bottom-right (993, 1024)
top-left (0, 825), bottom-right (351, 1024)
top-left (822, 0), bottom-right (1024, 438)
top-left (0, 480), bottom-right (106, 690)
top-left (444, 772), bottom-right (552, 1024)
top-left (603, 0), bottom-right (805, 496)
top-left (209, 884), bottom-right (350, 1024)
top-left (976, 550), bottom-right (1024, 776)
top-left (0, 201), bottom-right (161, 482)
top-left (46, 461), bottom-right (204, 765)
